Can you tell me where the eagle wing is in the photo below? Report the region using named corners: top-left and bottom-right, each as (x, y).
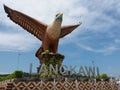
top-left (4, 5), bottom-right (47, 41)
top-left (60, 23), bottom-right (82, 38)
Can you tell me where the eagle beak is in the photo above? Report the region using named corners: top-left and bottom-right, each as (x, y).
top-left (59, 13), bottom-right (63, 18)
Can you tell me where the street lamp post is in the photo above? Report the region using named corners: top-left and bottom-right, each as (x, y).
top-left (92, 60), bottom-right (95, 67)
top-left (17, 53), bottom-right (21, 70)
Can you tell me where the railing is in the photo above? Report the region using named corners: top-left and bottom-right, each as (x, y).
top-left (0, 79), bottom-right (119, 90)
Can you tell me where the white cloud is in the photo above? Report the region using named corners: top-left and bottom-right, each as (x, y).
top-left (0, 32), bottom-right (40, 52)
top-left (78, 43), bottom-right (120, 55)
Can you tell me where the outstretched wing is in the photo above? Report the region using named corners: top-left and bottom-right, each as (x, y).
top-left (4, 5), bottom-right (47, 41)
top-left (60, 23), bottom-right (82, 38)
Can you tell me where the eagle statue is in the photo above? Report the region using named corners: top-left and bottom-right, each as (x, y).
top-left (4, 5), bottom-right (82, 58)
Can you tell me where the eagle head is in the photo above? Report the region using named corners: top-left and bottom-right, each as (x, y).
top-left (55, 13), bottom-right (63, 22)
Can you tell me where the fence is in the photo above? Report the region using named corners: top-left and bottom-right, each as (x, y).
top-left (0, 80), bottom-right (118, 90)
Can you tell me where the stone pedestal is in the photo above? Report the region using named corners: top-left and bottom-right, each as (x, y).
top-left (36, 50), bottom-right (64, 74)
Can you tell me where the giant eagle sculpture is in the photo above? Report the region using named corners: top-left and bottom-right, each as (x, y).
top-left (4, 5), bottom-right (82, 58)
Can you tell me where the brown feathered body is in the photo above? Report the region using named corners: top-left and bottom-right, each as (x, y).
top-left (37, 21), bottom-right (62, 56)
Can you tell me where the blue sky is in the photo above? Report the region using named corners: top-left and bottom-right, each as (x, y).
top-left (0, 0), bottom-right (120, 77)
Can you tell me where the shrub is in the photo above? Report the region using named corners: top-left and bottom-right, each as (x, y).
top-left (0, 77), bottom-right (1, 80)
top-left (13, 70), bottom-right (23, 78)
top-left (96, 73), bottom-right (108, 79)
top-left (0, 70), bottom-right (23, 81)
top-left (100, 74), bottom-right (108, 79)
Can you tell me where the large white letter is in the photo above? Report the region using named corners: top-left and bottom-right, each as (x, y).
top-left (70, 66), bottom-right (76, 75)
top-left (59, 65), bottom-right (68, 75)
top-left (96, 67), bottom-right (100, 76)
top-left (85, 66), bottom-right (95, 77)
top-left (79, 66), bottom-right (86, 76)
top-left (39, 64), bottom-right (48, 75)
top-left (49, 64), bottom-right (58, 75)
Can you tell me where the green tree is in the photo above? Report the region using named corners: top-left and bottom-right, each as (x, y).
top-left (100, 74), bottom-right (108, 79)
top-left (0, 77), bottom-right (2, 81)
top-left (0, 70), bottom-right (23, 81)
top-left (13, 70), bottom-right (23, 78)
top-left (96, 73), bottom-right (108, 79)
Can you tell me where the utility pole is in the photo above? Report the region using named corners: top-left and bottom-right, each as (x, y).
top-left (92, 60), bottom-right (95, 67)
top-left (17, 53), bottom-right (21, 70)
top-left (29, 63), bottom-right (33, 77)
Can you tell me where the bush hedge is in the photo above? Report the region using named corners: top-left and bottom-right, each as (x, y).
top-left (0, 70), bottom-right (23, 81)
